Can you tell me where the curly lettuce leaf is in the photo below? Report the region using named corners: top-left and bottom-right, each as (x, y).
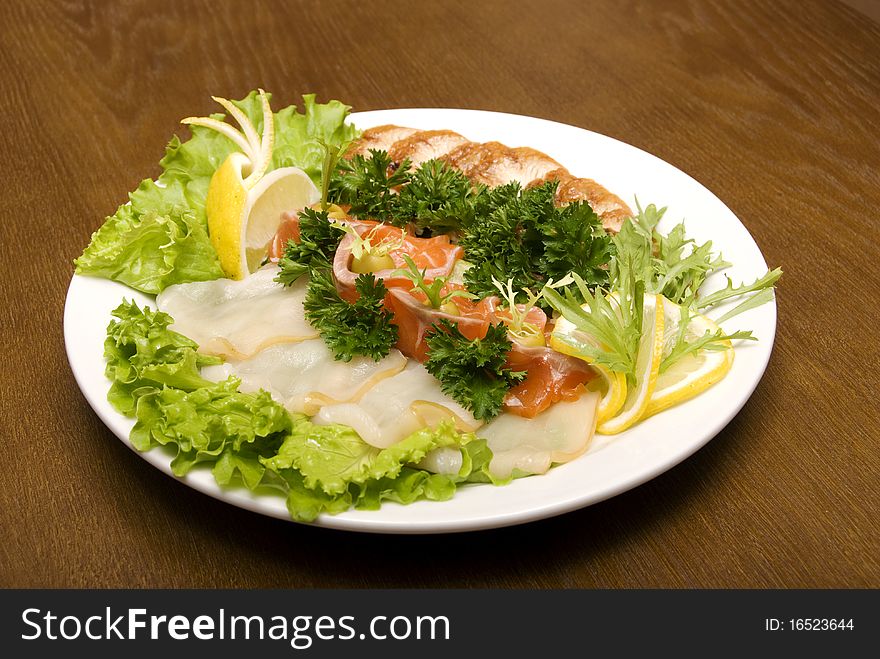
top-left (262, 418), bottom-right (492, 521)
top-left (274, 469), bottom-right (355, 521)
top-left (104, 299), bottom-right (221, 414)
top-left (127, 389), bottom-right (494, 522)
top-left (272, 94), bottom-right (360, 185)
top-left (356, 468), bottom-right (458, 510)
top-left (104, 299), bottom-right (504, 522)
top-left (264, 418), bottom-right (470, 494)
top-left (159, 91), bottom-right (359, 218)
top-left (130, 378), bottom-right (292, 481)
top-left (76, 205), bottom-right (224, 295)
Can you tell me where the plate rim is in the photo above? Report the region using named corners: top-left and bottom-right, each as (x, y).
top-left (64, 107), bottom-right (777, 534)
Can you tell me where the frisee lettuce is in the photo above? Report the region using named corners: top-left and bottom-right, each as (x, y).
top-left (658, 297), bottom-right (756, 374)
top-left (393, 254), bottom-right (476, 309)
top-left (544, 204), bottom-right (781, 382)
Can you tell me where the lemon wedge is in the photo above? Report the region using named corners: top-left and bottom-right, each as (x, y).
top-left (595, 294), bottom-right (664, 434)
top-left (204, 153), bottom-right (250, 278)
top-left (183, 89), bottom-right (320, 279)
top-left (549, 322), bottom-right (627, 425)
top-left (642, 300), bottom-right (733, 419)
top-left (205, 157), bottom-right (319, 277)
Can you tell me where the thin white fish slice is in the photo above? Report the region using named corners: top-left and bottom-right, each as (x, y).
top-left (201, 341), bottom-right (407, 415)
top-left (156, 265), bottom-right (316, 359)
top-left (477, 391), bottom-right (600, 480)
top-left (313, 362), bottom-right (482, 448)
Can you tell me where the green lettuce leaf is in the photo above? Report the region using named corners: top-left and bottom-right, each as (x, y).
top-left (356, 468), bottom-right (457, 511)
top-left (76, 203), bottom-right (224, 295)
top-left (127, 386), bottom-right (493, 522)
top-left (158, 91), bottom-right (359, 219)
top-left (104, 299), bottom-right (221, 415)
top-left (271, 94), bottom-right (361, 185)
top-left (270, 466), bottom-right (458, 522)
top-left (76, 91), bottom-right (359, 293)
top-left (261, 418), bottom-right (493, 521)
top-left (263, 418), bottom-right (470, 494)
top-left (105, 302), bottom-right (503, 522)
top-left (274, 469), bottom-right (354, 521)
top-left (130, 378), bottom-right (292, 480)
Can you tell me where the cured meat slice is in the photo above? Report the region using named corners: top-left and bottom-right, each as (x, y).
top-left (385, 286), bottom-right (591, 417)
top-left (345, 125), bottom-right (419, 158)
top-left (442, 142), bottom-right (564, 188)
top-left (384, 287), bottom-right (496, 362)
top-left (347, 125), bottom-right (633, 231)
top-left (332, 223), bottom-right (462, 303)
top-left (503, 343), bottom-right (597, 418)
top-left (555, 177), bottom-right (633, 233)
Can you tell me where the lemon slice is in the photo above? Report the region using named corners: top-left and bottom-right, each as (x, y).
top-left (184, 89), bottom-right (321, 279)
top-left (590, 367), bottom-right (627, 426)
top-left (642, 300), bottom-right (733, 419)
top-left (206, 159), bottom-right (320, 278)
top-left (549, 323), bottom-right (627, 425)
top-left (596, 294), bottom-right (664, 435)
top-left (242, 166), bottom-right (320, 272)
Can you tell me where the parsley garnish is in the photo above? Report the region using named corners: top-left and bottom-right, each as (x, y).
top-left (275, 207), bottom-right (344, 286)
top-left (330, 150), bottom-right (411, 222)
top-left (396, 160), bottom-right (481, 234)
top-left (303, 269), bottom-right (398, 362)
top-left (327, 152), bottom-right (615, 300)
top-left (461, 181), bottom-right (613, 302)
top-left (540, 201), bottom-right (614, 285)
top-left (424, 320), bottom-right (526, 421)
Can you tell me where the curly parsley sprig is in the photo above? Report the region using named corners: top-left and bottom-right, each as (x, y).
top-left (329, 150), bottom-right (411, 223)
top-left (275, 208), bottom-right (345, 286)
top-left (303, 269), bottom-right (398, 362)
top-left (424, 320), bottom-right (526, 421)
top-left (461, 181), bottom-right (613, 302)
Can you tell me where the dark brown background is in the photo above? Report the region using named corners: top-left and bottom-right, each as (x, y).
top-left (1, 0), bottom-right (878, 588)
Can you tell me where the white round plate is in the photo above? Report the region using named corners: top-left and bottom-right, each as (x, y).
top-left (65, 108), bottom-right (777, 534)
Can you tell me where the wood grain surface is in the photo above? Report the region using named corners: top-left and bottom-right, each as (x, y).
top-left (1, 0), bottom-right (878, 588)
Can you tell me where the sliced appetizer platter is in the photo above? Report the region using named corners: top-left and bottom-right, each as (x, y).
top-left (65, 91), bottom-right (780, 532)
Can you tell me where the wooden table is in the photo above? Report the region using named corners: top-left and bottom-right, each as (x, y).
top-left (1, 0), bottom-right (877, 588)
